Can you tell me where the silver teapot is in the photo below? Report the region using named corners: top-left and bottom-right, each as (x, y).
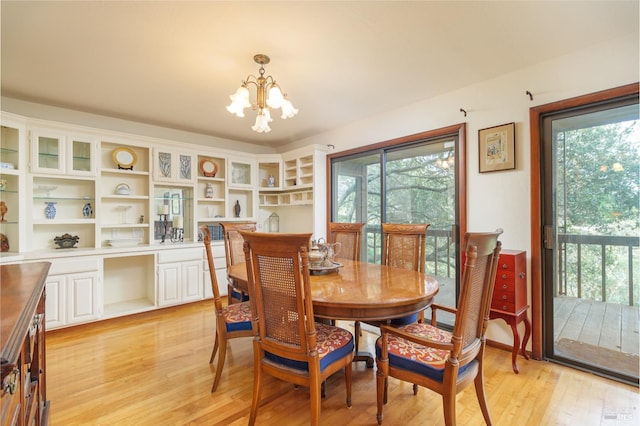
top-left (309, 238), bottom-right (327, 267)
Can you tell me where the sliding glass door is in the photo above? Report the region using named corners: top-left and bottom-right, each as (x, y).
top-left (330, 126), bottom-right (465, 325)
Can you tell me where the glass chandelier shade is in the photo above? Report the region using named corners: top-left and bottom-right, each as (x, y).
top-left (227, 54), bottom-right (298, 133)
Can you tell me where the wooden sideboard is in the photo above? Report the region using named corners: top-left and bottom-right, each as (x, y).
top-left (1, 262), bottom-right (51, 426)
top-left (489, 249), bottom-right (531, 374)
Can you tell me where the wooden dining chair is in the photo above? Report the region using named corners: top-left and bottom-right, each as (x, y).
top-left (355, 223), bottom-right (430, 350)
top-left (240, 231), bottom-right (354, 426)
top-left (375, 230), bottom-right (503, 425)
top-left (201, 225), bottom-right (253, 392)
top-left (220, 221), bottom-right (256, 304)
top-left (329, 222), bottom-right (365, 262)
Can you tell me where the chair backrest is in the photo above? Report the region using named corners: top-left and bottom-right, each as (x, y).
top-left (221, 222), bottom-right (256, 268)
top-left (201, 225), bottom-right (223, 312)
top-left (381, 223), bottom-right (429, 272)
top-left (240, 231), bottom-right (315, 364)
top-left (329, 222), bottom-right (365, 261)
top-left (451, 230), bottom-right (502, 363)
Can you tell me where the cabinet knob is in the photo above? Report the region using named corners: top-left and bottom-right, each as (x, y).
top-left (502, 284), bottom-right (508, 289)
top-left (502, 295), bottom-right (508, 300)
top-left (502, 274), bottom-right (508, 279)
top-left (519, 272), bottom-right (526, 279)
top-left (502, 305), bottom-right (508, 310)
top-left (501, 263), bottom-right (508, 269)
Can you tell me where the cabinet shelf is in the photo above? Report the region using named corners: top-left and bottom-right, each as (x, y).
top-left (33, 218), bottom-right (97, 225)
top-left (101, 195), bottom-right (149, 201)
top-left (101, 168), bottom-right (150, 176)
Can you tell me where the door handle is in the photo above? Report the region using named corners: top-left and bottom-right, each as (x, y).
top-left (544, 225), bottom-right (553, 250)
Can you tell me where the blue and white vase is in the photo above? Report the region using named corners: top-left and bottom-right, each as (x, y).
top-left (83, 202), bottom-right (92, 218)
top-left (44, 201), bottom-right (57, 219)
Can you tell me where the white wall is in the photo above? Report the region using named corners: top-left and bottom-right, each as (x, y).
top-left (2, 33), bottom-right (637, 347)
top-left (282, 33), bottom-right (639, 346)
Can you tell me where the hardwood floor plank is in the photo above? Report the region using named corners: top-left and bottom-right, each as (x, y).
top-left (46, 300), bottom-right (639, 425)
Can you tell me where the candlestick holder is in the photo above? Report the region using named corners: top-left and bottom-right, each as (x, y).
top-left (159, 214), bottom-right (169, 243)
top-left (171, 227), bottom-right (184, 243)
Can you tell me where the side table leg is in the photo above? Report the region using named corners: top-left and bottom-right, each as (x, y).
top-left (508, 319), bottom-right (521, 374)
top-left (521, 314), bottom-right (531, 360)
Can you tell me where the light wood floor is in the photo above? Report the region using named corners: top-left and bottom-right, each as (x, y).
top-left (45, 300), bottom-right (639, 425)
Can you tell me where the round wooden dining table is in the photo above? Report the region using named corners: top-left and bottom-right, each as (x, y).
top-left (227, 258), bottom-right (440, 322)
top-left (227, 258), bottom-right (439, 366)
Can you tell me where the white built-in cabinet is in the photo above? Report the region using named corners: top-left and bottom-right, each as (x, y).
top-left (0, 111), bottom-right (327, 330)
top-left (42, 257), bottom-right (102, 328)
top-left (157, 248), bottom-right (203, 307)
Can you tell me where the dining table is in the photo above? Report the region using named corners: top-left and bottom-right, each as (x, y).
top-left (227, 258), bottom-right (440, 366)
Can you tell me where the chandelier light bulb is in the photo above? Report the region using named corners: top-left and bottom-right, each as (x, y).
top-left (267, 86), bottom-right (284, 109)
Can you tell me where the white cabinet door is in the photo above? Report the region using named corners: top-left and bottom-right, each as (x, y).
top-left (66, 271), bottom-right (101, 324)
top-left (181, 260), bottom-right (203, 302)
top-left (157, 263), bottom-right (181, 306)
top-left (45, 275), bottom-right (66, 329)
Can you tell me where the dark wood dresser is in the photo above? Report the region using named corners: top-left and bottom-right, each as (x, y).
top-left (1, 262), bottom-right (51, 426)
top-left (489, 249), bottom-right (531, 374)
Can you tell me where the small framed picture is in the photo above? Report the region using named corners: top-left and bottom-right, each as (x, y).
top-left (478, 122), bottom-right (516, 173)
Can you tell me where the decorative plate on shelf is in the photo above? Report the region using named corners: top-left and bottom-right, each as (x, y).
top-left (199, 158), bottom-right (218, 177)
top-left (112, 147), bottom-right (138, 170)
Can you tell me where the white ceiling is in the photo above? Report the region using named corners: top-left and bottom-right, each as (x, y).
top-left (2, 1), bottom-right (638, 148)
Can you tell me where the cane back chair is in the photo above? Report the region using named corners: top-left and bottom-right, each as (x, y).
top-left (375, 230), bottom-right (503, 425)
top-left (220, 221), bottom-right (256, 304)
top-left (240, 231), bottom-right (354, 426)
top-left (355, 223), bottom-right (430, 349)
top-left (201, 225), bottom-right (253, 392)
top-left (329, 222), bottom-right (365, 262)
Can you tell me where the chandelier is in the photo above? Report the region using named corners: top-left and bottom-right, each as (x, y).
top-left (226, 54), bottom-right (298, 133)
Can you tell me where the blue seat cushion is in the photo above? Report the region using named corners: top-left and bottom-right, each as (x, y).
top-left (375, 322), bottom-right (471, 382)
top-left (222, 301), bottom-right (252, 332)
top-left (264, 323), bottom-right (354, 372)
top-left (230, 287), bottom-right (250, 302)
top-left (389, 313), bottom-right (418, 326)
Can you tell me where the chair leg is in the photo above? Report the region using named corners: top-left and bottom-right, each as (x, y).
top-left (248, 362), bottom-right (263, 426)
top-left (345, 363), bottom-right (353, 408)
top-left (209, 332), bottom-right (219, 364)
top-left (211, 334), bottom-right (227, 392)
top-left (442, 392), bottom-right (457, 426)
top-left (309, 379), bottom-right (321, 426)
top-left (474, 371), bottom-right (493, 425)
top-left (376, 367), bottom-right (386, 425)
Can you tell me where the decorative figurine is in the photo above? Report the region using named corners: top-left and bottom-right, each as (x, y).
top-left (234, 200), bottom-right (241, 218)
top-left (0, 179), bottom-right (6, 191)
top-left (0, 233), bottom-right (8, 252)
top-left (139, 215), bottom-right (145, 224)
top-left (267, 175), bottom-right (275, 187)
top-left (83, 202), bottom-right (92, 218)
top-left (0, 201), bottom-right (6, 222)
top-left (205, 183), bottom-right (214, 198)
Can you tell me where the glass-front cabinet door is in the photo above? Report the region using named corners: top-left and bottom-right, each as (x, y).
top-left (30, 127), bottom-right (97, 176)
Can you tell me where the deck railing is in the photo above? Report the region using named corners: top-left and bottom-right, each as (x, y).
top-left (364, 226), bottom-right (639, 306)
top-left (557, 234), bottom-right (639, 306)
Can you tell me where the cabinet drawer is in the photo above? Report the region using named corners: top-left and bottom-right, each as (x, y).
top-left (158, 248), bottom-right (202, 264)
top-left (491, 299), bottom-right (516, 313)
top-left (495, 279), bottom-right (516, 292)
top-left (493, 290), bottom-right (515, 304)
top-left (48, 258), bottom-right (99, 275)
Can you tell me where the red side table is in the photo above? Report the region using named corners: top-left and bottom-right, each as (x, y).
top-left (490, 249), bottom-right (530, 374)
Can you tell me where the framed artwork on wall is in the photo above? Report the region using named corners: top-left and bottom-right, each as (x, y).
top-left (478, 122), bottom-right (515, 173)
